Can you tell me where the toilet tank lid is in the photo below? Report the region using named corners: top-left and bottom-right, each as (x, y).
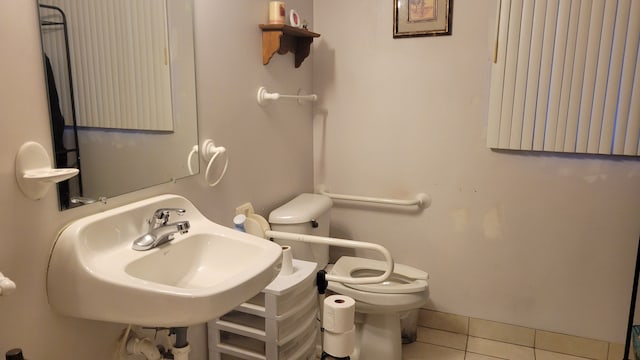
top-left (269, 193), bottom-right (333, 224)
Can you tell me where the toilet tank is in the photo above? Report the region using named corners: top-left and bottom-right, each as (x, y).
top-left (268, 193), bottom-right (332, 270)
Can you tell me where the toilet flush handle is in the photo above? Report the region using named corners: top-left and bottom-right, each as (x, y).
top-left (310, 219), bottom-right (319, 228)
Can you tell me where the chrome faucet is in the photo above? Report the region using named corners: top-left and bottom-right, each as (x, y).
top-left (132, 208), bottom-right (190, 251)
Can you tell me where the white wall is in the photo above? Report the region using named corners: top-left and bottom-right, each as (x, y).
top-left (313, 0), bottom-right (640, 343)
top-left (0, 0), bottom-right (313, 359)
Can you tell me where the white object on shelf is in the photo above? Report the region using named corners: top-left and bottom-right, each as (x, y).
top-left (257, 86), bottom-right (318, 106)
top-left (15, 141), bottom-right (79, 200)
top-left (280, 246), bottom-right (294, 276)
top-left (0, 272), bottom-right (16, 296)
top-left (289, 9), bottom-right (301, 28)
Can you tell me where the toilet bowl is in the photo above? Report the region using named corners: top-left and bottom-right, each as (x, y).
top-left (327, 256), bottom-right (428, 360)
top-left (268, 193), bottom-right (429, 360)
top-left (328, 256), bottom-right (428, 312)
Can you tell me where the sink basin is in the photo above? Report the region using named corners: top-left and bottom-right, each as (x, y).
top-left (125, 234), bottom-right (270, 288)
top-left (47, 194), bottom-right (282, 327)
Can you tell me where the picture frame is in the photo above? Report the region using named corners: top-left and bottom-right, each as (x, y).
top-left (289, 9), bottom-right (302, 28)
top-left (393, 0), bottom-right (453, 38)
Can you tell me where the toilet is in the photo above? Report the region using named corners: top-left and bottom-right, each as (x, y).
top-left (269, 193), bottom-right (429, 360)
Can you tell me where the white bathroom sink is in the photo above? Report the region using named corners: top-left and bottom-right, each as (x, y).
top-left (47, 194), bottom-right (282, 327)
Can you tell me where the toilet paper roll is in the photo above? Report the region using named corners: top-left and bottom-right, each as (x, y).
top-left (323, 326), bottom-right (355, 358)
top-left (280, 246), bottom-right (294, 276)
top-left (323, 295), bottom-right (355, 333)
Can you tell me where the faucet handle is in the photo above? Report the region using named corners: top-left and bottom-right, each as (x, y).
top-left (151, 208), bottom-right (186, 227)
top-left (176, 221), bottom-right (190, 234)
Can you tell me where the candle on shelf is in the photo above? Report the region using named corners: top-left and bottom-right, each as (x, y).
top-left (269, 1), bottom-right (286, 24)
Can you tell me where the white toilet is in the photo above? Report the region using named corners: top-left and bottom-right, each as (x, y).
top-left (269, 193), bottom-right (429, 360)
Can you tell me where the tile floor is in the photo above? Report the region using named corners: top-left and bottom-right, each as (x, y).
top-left (401, 310), bottom-right (627, 360)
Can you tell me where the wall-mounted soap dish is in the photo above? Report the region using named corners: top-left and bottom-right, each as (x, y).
top-left (15, 141), bottom-right (79, 200)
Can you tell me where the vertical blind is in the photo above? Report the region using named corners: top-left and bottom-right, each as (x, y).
top-left (40, 0), bottom-right (173, 131)
top-left (487, 0), bottom-right (640, 156)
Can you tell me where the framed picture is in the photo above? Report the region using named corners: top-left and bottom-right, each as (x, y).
top-left (393, 0), bottom-right (453, 38)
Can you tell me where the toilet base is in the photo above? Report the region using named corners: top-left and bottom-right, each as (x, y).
top-left (351, 312), bottom-right (402, 360)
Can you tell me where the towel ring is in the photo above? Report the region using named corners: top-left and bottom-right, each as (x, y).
top-left (202, 141), bottom-right (229, 187)
top-left (187, 145), bottom-right (198, 175)
top-left (205, 149), bottom-right (228, 187)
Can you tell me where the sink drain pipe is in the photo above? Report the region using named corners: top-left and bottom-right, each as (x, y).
top-left (171, 327), bottom-right (191, 360)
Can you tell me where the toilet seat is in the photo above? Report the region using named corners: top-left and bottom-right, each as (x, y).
top-left (329, 256), bottom-right (429, 294)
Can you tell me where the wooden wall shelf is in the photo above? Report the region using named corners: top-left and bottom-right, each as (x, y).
top-left (259, 24), bottom-right (320, 68)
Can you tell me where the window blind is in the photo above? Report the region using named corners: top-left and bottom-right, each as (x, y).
top-left (487, 0), bottom-right (640, 156)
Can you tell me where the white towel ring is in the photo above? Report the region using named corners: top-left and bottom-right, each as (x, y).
top-left (205, 149), bottom-right (228, 187)
top-left (187, 145), bottom-right (199, 175)
top-left (201, 140), bottom-right (229, 187)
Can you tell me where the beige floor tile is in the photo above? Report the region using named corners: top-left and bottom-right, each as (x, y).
top-left (535, 331), bottom-right (608, 360)
top-left (465, 353), bottom-right (505, 360)
top-left (402, 341), bottom-right (465, 360)
top-left (467, 337), bottom-right (534, 360)
top-left (536, 349), bottom-right (593, 360)
top-left (606, 342), bottom-right (625, 360)
top-left (419, 309), bottom-right (469, 334)
top-left (417, 326), bottom-right (468, 350)
top-left (469, 318), bottom-right (535, 347)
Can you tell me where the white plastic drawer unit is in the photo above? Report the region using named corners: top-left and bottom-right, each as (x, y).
top-left (208, 259), bottom-right (319, 360)
top-left (218, 292), bottom-right (316, 342)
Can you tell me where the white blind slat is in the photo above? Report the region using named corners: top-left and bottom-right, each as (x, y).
top-left (575, 1), bottom-right (605, 152)
top-left (533, 0), bottom-right (559, 151)
top-left (543, 0), bottom-right (572, 151)
top-left (509, 0), bottom-right (536, 149)
top-left (600, 0), bottom-right (631, 154)
top-left (498, 0), bottom-right (524, 149)
top-left (563, 0), bottom-right (592, 152)
top-left (586, 0), bottom-right (617, 153)
top-left (623, 39), bottom-right (640, 156)
top-left (487, 0), bottom-right (512, 147)
top-left (553, 0), bottom-right (582, 151)
top-left (615, 0), bottom-right (640, 154)
top-left (521, 0), bottom-right (549, 149)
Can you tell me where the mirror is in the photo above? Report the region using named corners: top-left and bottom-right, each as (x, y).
top-left (38, 0), bottom-right (199, 210)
